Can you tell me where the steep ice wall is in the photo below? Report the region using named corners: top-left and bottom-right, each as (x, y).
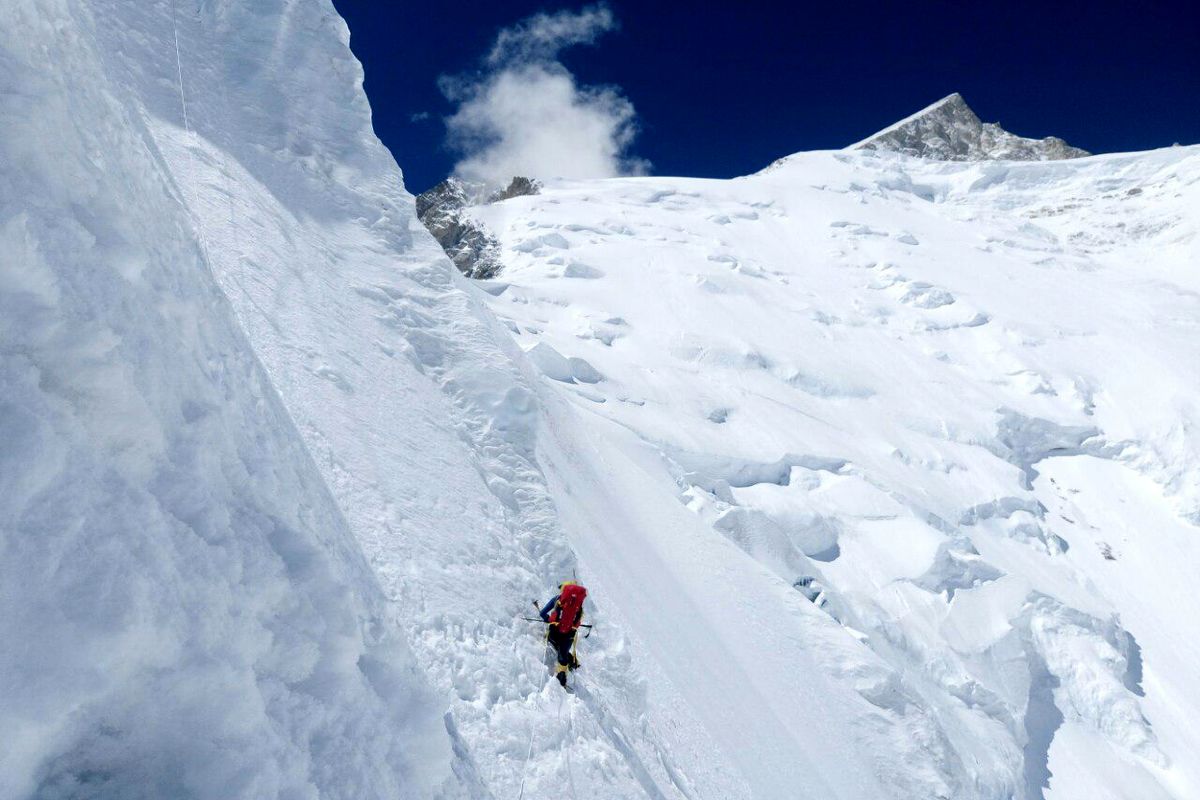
top-left (0, 2), bottom-right (450, 798)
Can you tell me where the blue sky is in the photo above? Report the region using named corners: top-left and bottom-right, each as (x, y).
top-left (332, 0), bottom-right (1200, 194)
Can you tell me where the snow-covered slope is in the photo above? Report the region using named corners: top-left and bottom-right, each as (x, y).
top-left (7, 1), bottom-right (1199, 799)
top-left (468, 143), bottom-right (1200, 799)
top-left (851, 93), bottom-right (1089, 161)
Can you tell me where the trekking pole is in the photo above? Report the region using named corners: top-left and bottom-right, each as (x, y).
top-left (520, 616), bottom-right (592, 630)
top-left (527, 600), bottom-right (593, 637)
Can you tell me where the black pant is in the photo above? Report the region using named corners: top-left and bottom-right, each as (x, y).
top-left (547, 627), bottom-right (577, 669)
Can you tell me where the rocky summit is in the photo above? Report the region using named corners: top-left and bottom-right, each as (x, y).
top-left (851, 92), bottom-right (1089, 161)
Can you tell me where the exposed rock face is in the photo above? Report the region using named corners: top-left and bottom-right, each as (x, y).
top-left (416, 177), bottom-right (540, 278)
top-left (489, 176), bottom-right (541, 203)
top-left (852, 93), bottom-right (1089, 161)
top-left (414, 178), bottom-right (500, 278)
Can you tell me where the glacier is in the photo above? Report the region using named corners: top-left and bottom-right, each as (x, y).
top-left (2, 2), bottom-right (1199, 800)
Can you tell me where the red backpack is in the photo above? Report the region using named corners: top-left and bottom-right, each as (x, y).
top-left (551, 583), bottom-right (587, 632)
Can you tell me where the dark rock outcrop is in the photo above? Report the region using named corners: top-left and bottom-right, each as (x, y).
top-left (488, 176), bottom-right (540, 204)
top-left (851, 93), bottom-right (1089, 161)
top-left (415, 177), bottom-right (540, 279)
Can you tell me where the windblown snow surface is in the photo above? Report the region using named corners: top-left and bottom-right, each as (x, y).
top-left (3, 2), bottom-right (1199, 800)
top-left (466, 147), bottom-right (1200, 800)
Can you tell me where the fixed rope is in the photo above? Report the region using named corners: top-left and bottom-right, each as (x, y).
top-left (565, 696), bottom-right (579, 800)
top-left (167, 0), bottom-right (213, 263)
top-left (515, 721), bottom-right (537, 800)
top-left (168, 0), bottom-right (191, 137)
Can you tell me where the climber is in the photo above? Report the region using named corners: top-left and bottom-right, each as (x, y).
top-left (539, 581), bottom-right (587, 688)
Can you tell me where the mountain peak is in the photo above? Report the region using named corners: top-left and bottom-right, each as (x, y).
top-left (851, 93), bottom-right (1089, 161)
top-left (921, 91), bottom-right (972, 116)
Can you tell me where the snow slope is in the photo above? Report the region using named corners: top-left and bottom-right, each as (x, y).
top-left (469, 143), bottom-right (1200, 799)
top-left (28, 0), bottom-right (1004, 793)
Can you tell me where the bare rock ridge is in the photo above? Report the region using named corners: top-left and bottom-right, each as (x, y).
top-left (851, 92), bottom-right (1089, 161)
top-left (416, 176), bottom-right (540, 278)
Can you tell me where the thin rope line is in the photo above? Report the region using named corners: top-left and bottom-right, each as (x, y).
top-left (564, 695), bottom-right (578, 800)
top-left (515, 722), bottom-right (537, 800)
top-left (167, 0), bottom-right (212, 264)
top-left (168, 0), bottom-right (191, 136)
top-left (517, 659), bottom-right (556, 800)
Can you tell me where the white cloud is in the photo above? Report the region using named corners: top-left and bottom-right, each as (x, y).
top-left (441, 4), bottom-right (647, 188)
top-left (486, 4), bottom-right (615, 66)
